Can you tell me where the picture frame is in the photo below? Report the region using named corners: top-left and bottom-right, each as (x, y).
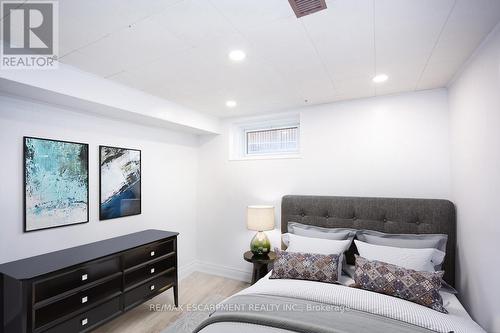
top-left (99, 145), bottom-right (141, 220)
top-left (24, 136), bottom-right (89, 232)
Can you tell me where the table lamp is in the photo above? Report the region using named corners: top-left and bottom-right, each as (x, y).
top-left (247, 205), bottom-right (275, 256)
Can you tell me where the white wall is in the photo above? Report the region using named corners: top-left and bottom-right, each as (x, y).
top-left (448, 24), bottom-right (500, 333)
top-left (0, 94), bottom-right (199, 276)
top-left (196, 89), bottom-right (452, 280)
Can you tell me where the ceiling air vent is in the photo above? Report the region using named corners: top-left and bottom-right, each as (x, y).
top-left (288, 0), bottom-right (327, 18)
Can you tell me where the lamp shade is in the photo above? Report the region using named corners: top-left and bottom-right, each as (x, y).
top-left (247, 205), bottom-right (275, 231)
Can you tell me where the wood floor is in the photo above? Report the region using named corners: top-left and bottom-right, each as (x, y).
top-left (94, 272), bottom-right (249, 333)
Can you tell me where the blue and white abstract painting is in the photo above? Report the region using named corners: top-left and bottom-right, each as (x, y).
top-left (24, 137), bottom-right (89, 231)
top-left (100, 146), bottom-right (141, 220)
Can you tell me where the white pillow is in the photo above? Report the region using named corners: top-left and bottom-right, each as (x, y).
top-left (282, 233), bottom-right (351, 255)
top-left (282, 233), bottom-right (351, 279)
top-left (354, 240), bottom-right (445, 272)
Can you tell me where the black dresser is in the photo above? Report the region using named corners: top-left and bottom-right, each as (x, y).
top-left (0, 229), bottom-right (178, 333)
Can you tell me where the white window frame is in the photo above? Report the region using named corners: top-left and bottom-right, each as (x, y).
top-left (229, 113), bottom-right (301, 161)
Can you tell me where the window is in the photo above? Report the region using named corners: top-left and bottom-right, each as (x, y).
top-left (229, 114), bottom-right (301, 160)
top-left (246, 126), bottom-right (299, 155)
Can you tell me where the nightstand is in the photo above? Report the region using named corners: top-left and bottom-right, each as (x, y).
top-left (244, 251), bottom-right (276, 285)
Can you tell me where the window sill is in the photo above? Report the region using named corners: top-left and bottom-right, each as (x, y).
top-left (229, 154), bottom-right (302, 161)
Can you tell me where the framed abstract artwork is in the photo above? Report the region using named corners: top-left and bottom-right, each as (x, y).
top-left (24, 137), bottom-right (89, 232)
top-left (99, 146), bottom-right (141, 220)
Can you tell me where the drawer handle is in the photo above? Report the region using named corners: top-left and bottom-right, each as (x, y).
top-left (150, 284), bottom-right (155, 291)
top-left (81, 296), bottom-right (88, 304)
top-left (150, 268), bottom-right (155, 274)
top-left (150, 251), bottom-right (155, 257)
top-left (81, 274), bottom-right (88, 281)
top-left (81, 318), bottom-right (88, 326)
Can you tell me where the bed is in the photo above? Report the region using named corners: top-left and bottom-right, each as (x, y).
top-left (195, 195), bottom-right (484, 333)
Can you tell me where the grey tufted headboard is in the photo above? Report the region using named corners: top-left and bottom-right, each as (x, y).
top-left (281, 195), bottom-right (456, 286)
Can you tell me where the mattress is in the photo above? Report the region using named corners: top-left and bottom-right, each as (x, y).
top-left (197, 273), bottom-right (484, 333)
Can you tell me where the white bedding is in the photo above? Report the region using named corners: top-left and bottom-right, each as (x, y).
top-left (200, 273), bottom-right (485, 333)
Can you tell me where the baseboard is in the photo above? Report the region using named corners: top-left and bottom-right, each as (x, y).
top-left (190, 260), bottom-right (252, 283)
top-left (178, 260), bottom-right (199, 280)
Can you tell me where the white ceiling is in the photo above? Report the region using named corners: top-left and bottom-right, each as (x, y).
top-left (57, 0), bottom-right (500, 117)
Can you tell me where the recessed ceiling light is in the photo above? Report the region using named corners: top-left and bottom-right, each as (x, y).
top-left (228, 50), bottom-right (246, 62)
top-left (372, 74), bottom-right (389, 83)
top-left (226, 100), bottom-right (237, 108)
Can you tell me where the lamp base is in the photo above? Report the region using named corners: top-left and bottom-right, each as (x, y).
top-left (250, 231), bottom-right (271, 256)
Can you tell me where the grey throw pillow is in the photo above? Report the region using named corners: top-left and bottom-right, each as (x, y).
top-left (352, 255), bottom-right (447, 313)
top-left (356, 230), bottom-right (448, 252)
top-left (288, 222), bottom-right (356, 240)
top-left (270, 248), bottom-right (340, 284)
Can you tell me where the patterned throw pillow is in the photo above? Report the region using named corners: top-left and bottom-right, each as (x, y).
top-left (352, 255), bottom-right (447, 313)
top-left (270, 248), bottom-right (340, 284)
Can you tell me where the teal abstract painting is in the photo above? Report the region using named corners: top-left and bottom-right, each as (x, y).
top-left (24, 137), bottom-right (89, 232)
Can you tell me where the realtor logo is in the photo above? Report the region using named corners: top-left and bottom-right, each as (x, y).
top-left (1, 0), bottom-right (58, 69)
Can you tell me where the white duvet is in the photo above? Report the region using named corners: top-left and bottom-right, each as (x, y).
top-left (200, 273), bottom-right (485, 333)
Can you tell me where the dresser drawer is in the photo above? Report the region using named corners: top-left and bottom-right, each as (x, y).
top-left (123, 240), bottom-right (175, 269)
top-left (124, 256), bottom-right (175, 290)
top-left (43, 297), bottom-right (121, 333)
top-left (34, 277), bottom-right (122, 330)
top-left (33, 257), bottom-right (120, 303)
top-left (124, 271), bottom-right (175, 310)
